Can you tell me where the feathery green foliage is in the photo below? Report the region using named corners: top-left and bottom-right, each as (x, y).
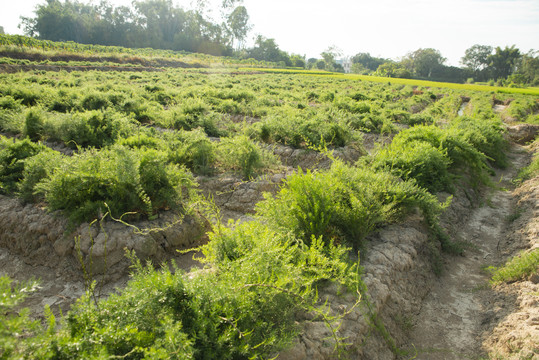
top-left (257, 159), bottom-right (445, 248)
top-left (38, 146), bottom-right (194, 224)
top-left (489, 249), bottom-right (539, 284)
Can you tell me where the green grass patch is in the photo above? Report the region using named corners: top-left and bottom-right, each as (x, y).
top-left (489, 248), bottom-right (539, 284)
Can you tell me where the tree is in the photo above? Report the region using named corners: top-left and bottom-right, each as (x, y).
top-left (246, 35), bottom-right (291, 65)
top-left (375, 61), bottom-right (411, 78)
top-left (320, 45), bottom-right (342, 71)
top-left (0, 26), bottom-right (4, 34)
top-left (461, 44), bottom-right (493, 72)
top-left (315, 59), bottom-right (326, 70)
top-left (226, 5), bottom-right (250, 50)
top-left (19, 0), bottom-right (93, 43)
top-left (19, 0), bottom-right (232, 55)
top-left (351, 52), bottom-right (386, 72)
top-left (487, 45), bottom-right (521, 80)
top-left (512, 50), bottom-right (539, 85)
top-left (404, 48), bottom-right (446, 78)
top-left (290, 54), bottom-right (305, 68)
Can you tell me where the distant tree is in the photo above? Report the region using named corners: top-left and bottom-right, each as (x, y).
top-left (487, 45), bottom-right (521, 80)
top-left (320, 45), bottom-right (342, 71)
top-left (375, 62), bottom-right (411, 78)
top-left (20, 0), bottom-right (93, 43)
top-left (306, 58), bottom-right (317, 69)
top-left (461, 44), bottom-right (493, 72)
top-left (226, 5), bottom-right (250, 49)
top-left (315, 59), bottom-right (326, 70)
top-left (351, 62), bottom-right (367, 74)
top-left (19, 0), bottom-right (233, 55)
top-left (0, 26), bottom-right (4, 34)
top-left (403, 48), bottom-right (446, 78)
top-left (333, 63), bottom-right (345, 73)
top-left (351, 52), bottom-right (386, 72)
top-left (290, 54), bottom-right (305, 68)
top-left (512, 50), bottom-right (539, 86)
top-left (246, 35), bottom-right (291, 65)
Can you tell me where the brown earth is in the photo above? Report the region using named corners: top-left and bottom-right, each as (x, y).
top-left (0, 129), bottom-right (537, 359)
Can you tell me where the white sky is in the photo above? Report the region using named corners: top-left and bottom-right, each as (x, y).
top-left (1, 0), bottom-right (538, 66)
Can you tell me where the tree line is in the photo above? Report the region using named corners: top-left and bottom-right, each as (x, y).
top-left (15, 1), bottom-right (538, 86)
top-left (344, 46), bottom-right (538, 86)
top-left (19, 0), bottom-right (251, 56)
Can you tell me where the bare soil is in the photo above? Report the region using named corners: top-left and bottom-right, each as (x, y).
top-left (1, 137), bottom-right (537, 359)
top-left (404, 143), bottom-right (538, 359)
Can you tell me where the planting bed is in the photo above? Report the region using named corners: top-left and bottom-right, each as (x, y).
top-left (1, 37), bottom-right (538, 359)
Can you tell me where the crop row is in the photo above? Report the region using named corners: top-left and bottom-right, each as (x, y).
top-left (0, 63), bottom-right (536, 358)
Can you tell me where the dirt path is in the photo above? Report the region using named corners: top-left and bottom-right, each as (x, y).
top-left (404, 144), bottom-right (530, 359)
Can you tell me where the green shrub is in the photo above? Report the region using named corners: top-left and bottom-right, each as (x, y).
top-left (31, 221), bottom-right (358, 359)
top-left (122, 99), bottom-right (160, 124)
top-left (450, 116), bottom-right (508, 168)
top-left (47, 90), bottom-right (79, 113)
top-left (19, 149), bottom-right (65, 203)
top-left (45, 110), bottom-right (135, 149)
top-left (0, 95), bottom-right (21, 110)
top-left (10, 86), bottom-right (40, 106)
top-left (407, 114), bottom-right (435, 126)
top-left (167, 129), bottom-right (216, 175)
top-left (171, 100), bottom-right (222, 136)
top-left (515, 139), bottom-right (539, 182)
top-left (215, 89), bottom-right (255, 102)
top-left (23, 108), bottom-right (45, 141)
top-left (0, 136), bottom-right (46, 194)
top-left (0, 109), bottom-right (24, 134)
top-left (38, 146), bottom-right (194, 224)
top-left (81, 92), bottom-right (111, 111)
top-left (118, 132), bottom-right (165, 150)
top-left (347, 113), bottom-right (395, 134)
top-left (252, 113), bottom-right (356, 149)
top-left (370, 140), bottom-right (453, 192)
top-left (218, 135), bottom-right (277, 179)
top-left (389, 125), bottom-right (489, 186)
top-left (0, 276), bottom-right (41, 359)
top-left (257, 159), bottom-right (444, 248)
top-left (386, 109), bottom-right (411, 124)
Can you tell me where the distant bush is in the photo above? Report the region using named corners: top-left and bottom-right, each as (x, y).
top-left (171, 99), bottom-right (222, 136)
top-left (251, 113), bottom-right (357, 149)
top-left (81, 92), bottom-right (111, 111)
top-left (0, 108), bottom-right (24, 134)
top-left (0, 95), bottom-right (22, 110)
top-left (347, 113), bottom-right (395, 134)
top-left (117, 131), bottom-right (165, 150)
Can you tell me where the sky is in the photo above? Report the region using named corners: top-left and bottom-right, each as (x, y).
top-left (1, 0), bottom-right (538, 66)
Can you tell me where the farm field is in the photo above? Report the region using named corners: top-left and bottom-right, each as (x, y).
top-left (1, 37), bottom-right (538, 359)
